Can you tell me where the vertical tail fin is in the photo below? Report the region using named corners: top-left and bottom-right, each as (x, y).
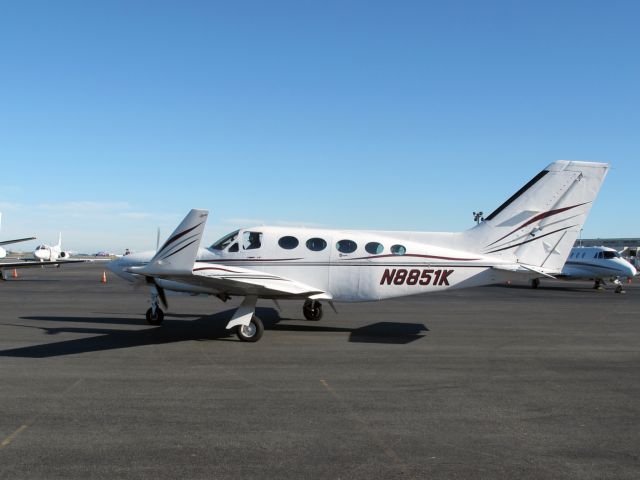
top-left (57, 232), bottom-right (62, 249)
top-left (463, 161), bottom-right (609, 272)
top-left (141, 209), bottom-right (209, 276)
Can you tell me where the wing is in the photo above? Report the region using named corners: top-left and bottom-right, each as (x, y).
top-left (167, 263), bottom-right (329, 299)
top-left (0, 259), bottom-right (87, 269)
top-left (0, 236), bottom-right (36, 247)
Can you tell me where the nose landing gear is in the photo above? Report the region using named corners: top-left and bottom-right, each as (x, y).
top-left (145, 289), bottom-right (165, 325)
top-left (146, 306), bottom-right (164, 325)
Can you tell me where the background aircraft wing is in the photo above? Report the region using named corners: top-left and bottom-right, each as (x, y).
top-left (0, 259), bottom-right (88, 269)
top-left (0, 236), bottom-right (36, 247)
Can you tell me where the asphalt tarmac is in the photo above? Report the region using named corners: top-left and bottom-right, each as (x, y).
top-left (0, 264), bottom-right (638, 479)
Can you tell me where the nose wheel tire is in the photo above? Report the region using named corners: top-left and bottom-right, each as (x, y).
top-left (236, 316), bottom-right (264, 342)
top-left (146, 307), bottom-right (164, 325)
top-left (303, 300), bottom-right (323, 321)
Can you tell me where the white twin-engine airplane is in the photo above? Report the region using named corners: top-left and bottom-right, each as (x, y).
top-left (108, 160), bottom-right (609, 342)
top-left (32, 233), bottom-right (73, 262)
top-left (530, 245), bottom-right (636, 293)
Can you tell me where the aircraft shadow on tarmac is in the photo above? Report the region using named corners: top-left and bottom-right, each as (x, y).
top-left (1, 308), bottom-right (428, 358)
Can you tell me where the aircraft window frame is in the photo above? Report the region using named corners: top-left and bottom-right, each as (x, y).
top-left (211, 230), bottom-right (239, 251)
top-left (365, 242), bottom-right (384, 255)
top-left (336, 239), bottom-right (357, 254)
top-left (243, 231), bottom-right (263, 250)
top-left (278, 236), bottom-right (299, 250)
top-left (390, 244), bottom-right (407, 255)
top-left (228, 243), bottom-right (239, 253)
top-left (306, 237), bottom-right (327, 252)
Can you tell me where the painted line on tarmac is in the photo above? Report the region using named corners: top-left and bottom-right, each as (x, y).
top-left (0, 424), bottom-right (29, 450)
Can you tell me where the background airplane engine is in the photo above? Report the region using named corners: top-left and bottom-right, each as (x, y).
top-left (59, 251), bottom-right (71, 259)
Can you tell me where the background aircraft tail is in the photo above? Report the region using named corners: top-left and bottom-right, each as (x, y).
top-left (462, 160), bottom-right (609, 273)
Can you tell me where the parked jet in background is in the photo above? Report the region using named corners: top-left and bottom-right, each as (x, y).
top-left (32, 233), bottom-right (73, 262)
top-left (1, 231), bottom-right (87, 280)
top-left (531, 246), bottom-right (637, 292)
top-left (108, 160), bottom-right (610, 343)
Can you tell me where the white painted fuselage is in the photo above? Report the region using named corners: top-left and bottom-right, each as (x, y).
top-left (110, 227), bottom-right (517, 302)
top-left (561, 246), bottom-right (637, 280)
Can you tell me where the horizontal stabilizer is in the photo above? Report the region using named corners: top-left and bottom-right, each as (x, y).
top-left (138, 209), bottom-right (209, 276)
top-left (492, 263), bottom-right (556, 278)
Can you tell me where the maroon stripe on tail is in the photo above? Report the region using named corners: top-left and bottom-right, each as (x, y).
top-left (485, 202), bottom-right (588, 249)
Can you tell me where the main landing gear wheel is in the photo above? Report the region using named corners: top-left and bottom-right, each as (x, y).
top-left (303, 300), bottom-right (323, 321)
top-left (236, 316), bottom-right (264, 342)
top-left (531, 278), bottom-right (540, 289)
top-left (146, 307), bottom-right (164, 325)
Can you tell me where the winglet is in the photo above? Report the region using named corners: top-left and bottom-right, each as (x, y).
top-left (138, 209), bottom-right (209, 276)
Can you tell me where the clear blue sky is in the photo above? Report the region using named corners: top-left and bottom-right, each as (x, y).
top-left (1, 0), bottom-right (638, 252)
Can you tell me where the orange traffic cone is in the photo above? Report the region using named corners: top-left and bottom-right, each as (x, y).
top-left (12, 269), bottom-right (18, 279)
top-left (101, 271), bottom-right (107, 284)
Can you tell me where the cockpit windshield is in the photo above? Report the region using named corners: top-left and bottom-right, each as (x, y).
top-left (210, 230), bottom-right (239, 250)
top-left (603, 251), bottom-right (620, 259)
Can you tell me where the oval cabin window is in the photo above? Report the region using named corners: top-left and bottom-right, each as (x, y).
top-left (365, 242), bottom-right (384, 255)
top-left (390, 244), bottom-right (406, 255)
top-left (278, 236), bottom-right (299, 250)
top-left (336, 239), bottom-right (357, 254)
top-left (306, 238), bottom-right (327, 252)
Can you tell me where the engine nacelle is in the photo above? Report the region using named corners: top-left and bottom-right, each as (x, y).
top-left (59, 251), bottom-right (71, 259)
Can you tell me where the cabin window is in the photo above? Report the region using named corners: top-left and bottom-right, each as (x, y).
top-left (390, 244), bottom-right (406, 255)
top-left (336, 239), bottom-right (357, 254)
top-left (306, 237), bottom-right (327, 252)
top-left (365, 242), bottom-right (384, 255)
top-left (243, 231), bottom-right (262, 250)
top-left (278, 236), bottom-right (299, 250)
top-left (211, 230), bottom-right (239, 250)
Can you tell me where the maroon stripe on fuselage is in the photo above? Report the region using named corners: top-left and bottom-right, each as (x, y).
top-left (348, 253), bottom-right (480, 261)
